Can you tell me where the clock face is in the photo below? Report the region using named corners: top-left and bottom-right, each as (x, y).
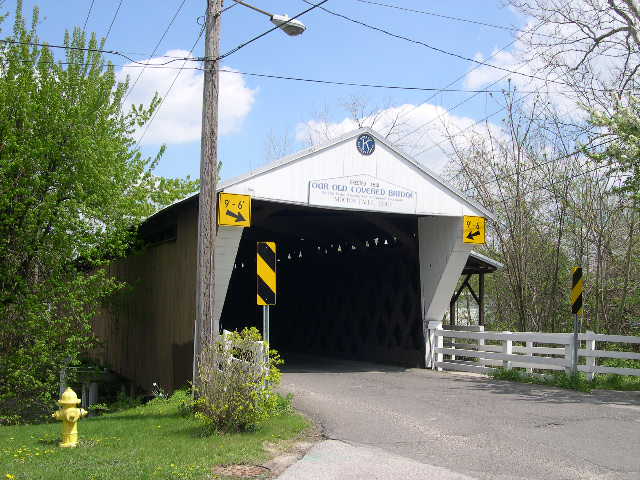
top-left (356, 133), bottom-right (375, 156)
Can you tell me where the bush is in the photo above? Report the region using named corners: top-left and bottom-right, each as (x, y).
top-left (193, 327), bottom-right (284, 433)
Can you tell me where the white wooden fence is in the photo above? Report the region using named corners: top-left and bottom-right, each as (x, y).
top-left (425, 321), bottom-right (640, 380)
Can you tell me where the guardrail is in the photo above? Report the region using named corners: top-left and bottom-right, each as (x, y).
top-left (425, 321), bottom-right (640, 379)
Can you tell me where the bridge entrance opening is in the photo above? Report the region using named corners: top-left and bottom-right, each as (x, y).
top-left (220, 200), bottom-right (425, 367)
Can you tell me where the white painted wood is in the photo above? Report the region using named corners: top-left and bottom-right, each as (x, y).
top-left (425, 320), bottom-right (442, 369)
top-left (419, 217), bottom-right (473, 326)
top-left (440, 330), bottom-right (573, 343)
top-left (220, 128), bottom-right (491, 218)
top-left (525, 341), bottom-right (534, 373)
top-left (579, 333), bottom-right (640, 344)
top-left (578, 365), bottom-right (640, 377)
top-left (432, 323), bottom-right (640, 378)
top-left (436, 330), bottom-right (572, 344)
top-left (435, 361), bottom-right (493, 375)
top-left (512, 346), bottom-right (566, 355)
top-left (436, 348), bottom-right (567, 367)
top-left (435, 323), bottom-right (444, 371)
top-left (213, 226), bottom-right (244, 332)
top-left (564, 343), bottom-right (574, 375)
top-left (578, 349), bottom-right (640, 360)
top-left (450, 336), bottom-right (456, 361)
top-left (585, 330), bottom-right (596, 381)
top-left (478, 326), bottom-right (486, 368)
top-left (443, 342), bottom-right (502, 352)
top-left (445, 325), bottom-right (485, 332)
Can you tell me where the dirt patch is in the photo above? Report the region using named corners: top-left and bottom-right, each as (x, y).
top-left (261, 419), bottom-right (322, 478)
top-left (212, 464), bottom-right (271, 478)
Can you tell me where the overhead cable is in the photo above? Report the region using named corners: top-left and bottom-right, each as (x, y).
top-left (123, 0), bottom-right (189, 102)
top-left (105, 0), bottom-right (125, 43)
top-left (301, 0), bottom-right (568, 87)
top-left (135, 26), bottom-right (206, 147)
top-left (215, 0), bottom-right (328, 62)
top-left (354, 0), bottom-right (566, 41)
top-left (82, 0), bottom-right (96, 32)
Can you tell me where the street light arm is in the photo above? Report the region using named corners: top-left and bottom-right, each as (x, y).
top-left (232, 0), bottom-right (273, 18)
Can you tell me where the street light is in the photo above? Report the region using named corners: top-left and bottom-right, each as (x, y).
top-left (233, 0), bottom-right (307, 36)
top-left (194, 0), bottom-right (307, 391)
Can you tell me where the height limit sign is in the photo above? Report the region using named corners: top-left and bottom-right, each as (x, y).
top-left (463, 216), bottom-right (486, 244)
top-left (218, 192), bottom-right (251, 227)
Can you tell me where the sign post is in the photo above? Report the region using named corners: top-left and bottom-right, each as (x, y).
top-left (257, 242), bottom-right (276, 345)
top-left (571, 267), bottom-right (584, 375)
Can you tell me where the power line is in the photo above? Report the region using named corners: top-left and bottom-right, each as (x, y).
top-left (301, 0), bottom-right (568, 87)
top-left (123, 0), bottom-right (189, 102)
top-left (215, 0), bottom-right (329, 62)
top-left (483, 162), bottom-right (613, 209)
top-left (463, 139), bottom-right (615, 194)
top-left (0, 39), bottom-right (197, 66)
top-left (354, 0), bottom-right (566, 41)
top-left (105, 0), bottom-right (124, 43)
top-left (135, 26), bottom-right (206, 147)
top-left (82, 0), bottom-right (96, 32)
top-left (0, 48), bottom-right (598, 96)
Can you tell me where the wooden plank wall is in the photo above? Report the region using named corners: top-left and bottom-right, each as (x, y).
top-left (92, 202), bottom-right (198, 393)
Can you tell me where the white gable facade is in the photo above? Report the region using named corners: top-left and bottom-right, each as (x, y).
top-left (219, 128), bottom-right (492, 219)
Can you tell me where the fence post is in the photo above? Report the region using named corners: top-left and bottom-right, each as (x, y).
top-left (502, 332), bottom-right (512, 370)
top-left (585, 330), bottom-right (596, 381)
top-left (478, 326), bottom-right (485, 367)
top-left (526, 341), bottom-right (533, 373)
top-left (425, 321), bottom-right (443, 370)
top-left (451, 335), bottom-right (456, 361)
top-left (564, 337), bottom-right (574, 375)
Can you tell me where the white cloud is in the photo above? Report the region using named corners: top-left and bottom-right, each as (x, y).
top-left (463, 5), bottom-right (633, 116)
top-left (117, 50), bottom-right (257, 145)
top-left (295, 103), bottom-right (504, 173)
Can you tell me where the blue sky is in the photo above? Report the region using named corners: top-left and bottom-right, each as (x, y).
top-left (10, 1), bottom-right (529, 181)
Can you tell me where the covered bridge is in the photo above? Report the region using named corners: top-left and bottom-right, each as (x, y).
top-left (93, 128), bottom-right (497, 392)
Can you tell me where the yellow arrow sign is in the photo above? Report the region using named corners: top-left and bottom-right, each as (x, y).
top-left (463, 216), bottom-right (486, 244)
top-left (218, 193), bottom-right (251, 227)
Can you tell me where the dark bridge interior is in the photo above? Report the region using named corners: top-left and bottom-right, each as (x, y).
top-left (220, 200), bottom-right (425, 367)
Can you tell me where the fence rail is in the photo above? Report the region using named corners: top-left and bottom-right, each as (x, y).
top-left (425, 321), bottom-right (640, 379)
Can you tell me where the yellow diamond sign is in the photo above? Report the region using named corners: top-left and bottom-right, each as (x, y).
top-left (463, 216), bottom-right (486, 244)
top-left (218, 193), bottom-right (251, 227)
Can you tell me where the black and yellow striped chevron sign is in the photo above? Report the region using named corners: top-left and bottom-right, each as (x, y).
top-left (257, 242), bottom-right (276, 306)
top-left (571, 267), bottom-right (583, 315)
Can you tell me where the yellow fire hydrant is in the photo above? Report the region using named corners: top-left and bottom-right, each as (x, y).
top-left (52, 387), bottom-right (88, 448)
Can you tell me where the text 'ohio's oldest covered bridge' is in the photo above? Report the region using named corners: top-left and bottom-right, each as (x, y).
top-left (93, 128), bottom-right (495, 391)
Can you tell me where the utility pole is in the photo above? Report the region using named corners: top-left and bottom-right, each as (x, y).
top-left (194, 0), bottom-right (223, 389)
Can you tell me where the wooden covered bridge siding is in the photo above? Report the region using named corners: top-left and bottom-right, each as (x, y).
top-left (92, 198), bottom-right (199, 392)
top-left (221, 201), bottom-right (424, 367)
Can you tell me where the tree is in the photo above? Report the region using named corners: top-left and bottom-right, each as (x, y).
top-left (0, 2), bottom-right (198, 422)
top-left (507, 0), bottom-right (639, 109)
top-left (587, 97), bottom-right (640, 198)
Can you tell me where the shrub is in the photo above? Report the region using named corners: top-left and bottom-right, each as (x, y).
top-left (193, 327), bottom-right (284, 433)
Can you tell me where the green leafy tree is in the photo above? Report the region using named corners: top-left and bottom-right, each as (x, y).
top-left (0, 2), bottom-right (198, 421)
top-left (588, 97), bottom-right (640, 200)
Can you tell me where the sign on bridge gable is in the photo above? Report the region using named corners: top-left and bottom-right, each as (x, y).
top-left (308, 174), bottom-right (417, 214)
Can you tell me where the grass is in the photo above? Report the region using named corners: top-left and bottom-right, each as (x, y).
top-left (0, 391), bottom-right (309, 480)
top-left (490, 367), bottom-right (640, 392)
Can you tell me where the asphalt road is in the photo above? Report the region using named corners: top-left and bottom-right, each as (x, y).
top-left (278, 355), bottom-right (640, 480)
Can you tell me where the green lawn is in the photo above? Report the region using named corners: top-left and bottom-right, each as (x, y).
top-left (490, 367), bottom-right (640, 392)
top-left (0, 391), bottom-right (309, 480)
